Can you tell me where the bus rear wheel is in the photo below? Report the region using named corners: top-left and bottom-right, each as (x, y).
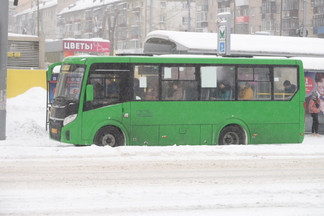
top-left (94, 126), bottom-right (125, 147)
top-left (218, 125), bottom-right (246, 145)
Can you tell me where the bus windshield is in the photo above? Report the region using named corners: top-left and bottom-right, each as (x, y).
top-left (55, 64), bottom-right (85, 101)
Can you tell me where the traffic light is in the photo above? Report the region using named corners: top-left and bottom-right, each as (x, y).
top-left (13, 0), bottom-right (19, 6)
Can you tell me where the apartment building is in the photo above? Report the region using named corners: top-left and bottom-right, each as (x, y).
top-left (207, 0), bottom-right (315, 37)
top-left (312, 0), bottom-right (324, 37)
top-left (14, 0), bottom-right (57, 39)
top-left (11, 0), bottom-right (323, 57)
top-left (56, 0), bottom-right (195, 53)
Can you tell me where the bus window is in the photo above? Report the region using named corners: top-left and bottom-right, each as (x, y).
top-left (55, 64), bottom-right (85, 101)
top-left (84, 63), bottom-right (131, 111)
top-left (238, 67), bottom-right (271, 100)
top-left (200, 66), bottom-right (235, 101)
top-left (162, 66), bottom-right (198, 101)
top-left (274, 67), bottom-right (298, 100)
top-left (134, 65), bottom-right (159, 101)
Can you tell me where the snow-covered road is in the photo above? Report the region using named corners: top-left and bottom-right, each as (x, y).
top-left (1, 88), bottom-right (324, 216)
top-left (0, 150), bottom-right (324, 216)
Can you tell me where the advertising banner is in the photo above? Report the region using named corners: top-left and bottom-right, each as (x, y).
top-left (304, 71), bottom-right (324, 134)
top-left (63, 39), bottom-right (110, 53)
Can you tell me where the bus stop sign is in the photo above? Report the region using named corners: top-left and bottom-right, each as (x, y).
top-left (217, 12), bottom-right (231, 56)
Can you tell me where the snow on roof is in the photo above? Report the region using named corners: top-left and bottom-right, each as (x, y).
top-left (8, 33), bottom-right (38, 38)
top-left (292, 57), bottom-right (324, 70)
top-left (62, 37), bottom-right (110, 43)
top-left (58, 0), bottom-right (122, 15)
top-left (146, 30), bottom-right (324, 57)
top-left (15, 0), bottom-right (57, 16)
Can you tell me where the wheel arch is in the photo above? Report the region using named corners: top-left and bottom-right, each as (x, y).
top-left (214, 118), bottom-right (252, 145)
top-left (89, 120), bottom-right (130, 146)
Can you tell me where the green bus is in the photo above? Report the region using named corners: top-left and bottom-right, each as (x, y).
top-left (48, 56), bottom-right (305, 146)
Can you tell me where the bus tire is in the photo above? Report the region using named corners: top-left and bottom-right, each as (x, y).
top-left (94, 126), bottom-right (125, 147)
top-left (218, 125), bottom-right (246, 145)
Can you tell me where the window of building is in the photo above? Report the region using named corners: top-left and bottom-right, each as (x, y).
top-left (161, 2), bottom-right (166, 9)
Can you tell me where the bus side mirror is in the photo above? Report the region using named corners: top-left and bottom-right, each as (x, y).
top-left (86, 85), bottom-right (94, 102)
top-left (47, 63), bottom-right (61, 82)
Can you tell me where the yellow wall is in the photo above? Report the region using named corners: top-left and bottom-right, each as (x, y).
top-left (7, 69), bottom-right (46, 98)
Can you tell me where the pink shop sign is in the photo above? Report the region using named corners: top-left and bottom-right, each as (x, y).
top-left (63, 40), bottom-right (110, 53)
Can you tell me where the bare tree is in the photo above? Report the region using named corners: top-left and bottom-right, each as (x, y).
top-left (105, 5), bottom-right (120, 56)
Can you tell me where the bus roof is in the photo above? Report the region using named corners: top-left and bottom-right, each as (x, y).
top-left (62, 55), bottom-right (302, 67)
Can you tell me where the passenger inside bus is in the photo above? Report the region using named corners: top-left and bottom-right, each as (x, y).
top-left (238, 82), bottom-right (254, 100)
top-left (210, 81), bottom-right (231, 100)
top-left (283, 80), bottom-right (296, 98)
top-left (165, 82), bottom-right (183, 100)
top-left (145, 86), bottom-right (157, 100)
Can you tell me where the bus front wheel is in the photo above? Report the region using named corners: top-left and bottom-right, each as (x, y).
top-left (218, 125), bottom-right (246, 145)
top-left (94, 126), bottom-right (125, 147)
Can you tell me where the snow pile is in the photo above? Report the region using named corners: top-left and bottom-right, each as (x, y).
top-left (5, 87), bottom-right (49, 145)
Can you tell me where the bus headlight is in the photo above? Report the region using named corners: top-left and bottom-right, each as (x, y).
top-left (63, 114), bottom-right (77, 126)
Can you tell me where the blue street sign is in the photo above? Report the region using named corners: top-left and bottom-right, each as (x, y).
top-left (219, 41), bottom-right (225, 54)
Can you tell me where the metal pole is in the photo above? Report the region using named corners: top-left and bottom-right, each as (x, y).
top-left (187, 0), bottom-right (191, 31)
top-left (280, 0), bottom-right (283, 36)
top-left (149, 0), bottom-right (153, 32)
top-left (0, 0), bottom-right (9, 140)
top-left (303, 0), bottom-right (307, 37)
top-left (233, 0), bottom-right (236, 34)
top-left (37, 0), bottom-right (40, 37)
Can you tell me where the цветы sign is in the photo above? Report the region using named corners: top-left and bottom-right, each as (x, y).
top-left (63, 39), bottom-right (110, 53)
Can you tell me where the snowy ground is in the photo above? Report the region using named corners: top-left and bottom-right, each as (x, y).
top-left (0, 88), bottom-right (324, 216)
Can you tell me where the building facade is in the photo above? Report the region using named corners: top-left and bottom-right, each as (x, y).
top-left (56, 0), bottom-right (196, 53)
top-left (14, 0), bottom-right (57, 39)
top-left (11, 0), bottom-right (323, 57)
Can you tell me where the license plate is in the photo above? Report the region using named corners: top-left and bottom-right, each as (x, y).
top-left (51, 128), bottom-right (58, 134)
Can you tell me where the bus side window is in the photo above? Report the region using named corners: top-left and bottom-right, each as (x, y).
top-left (200, 66), bottom-right (235, 101)
top-left (273, 67), bottom-right (298, 100)
top-left (133, 65), bottom-right (159, 101)
top-left (237, 67), bottom-right (271, 101)
top-left (162, 66), bottom-right (197, 101)
top-left (84, 63), bottom-right (131, 111)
